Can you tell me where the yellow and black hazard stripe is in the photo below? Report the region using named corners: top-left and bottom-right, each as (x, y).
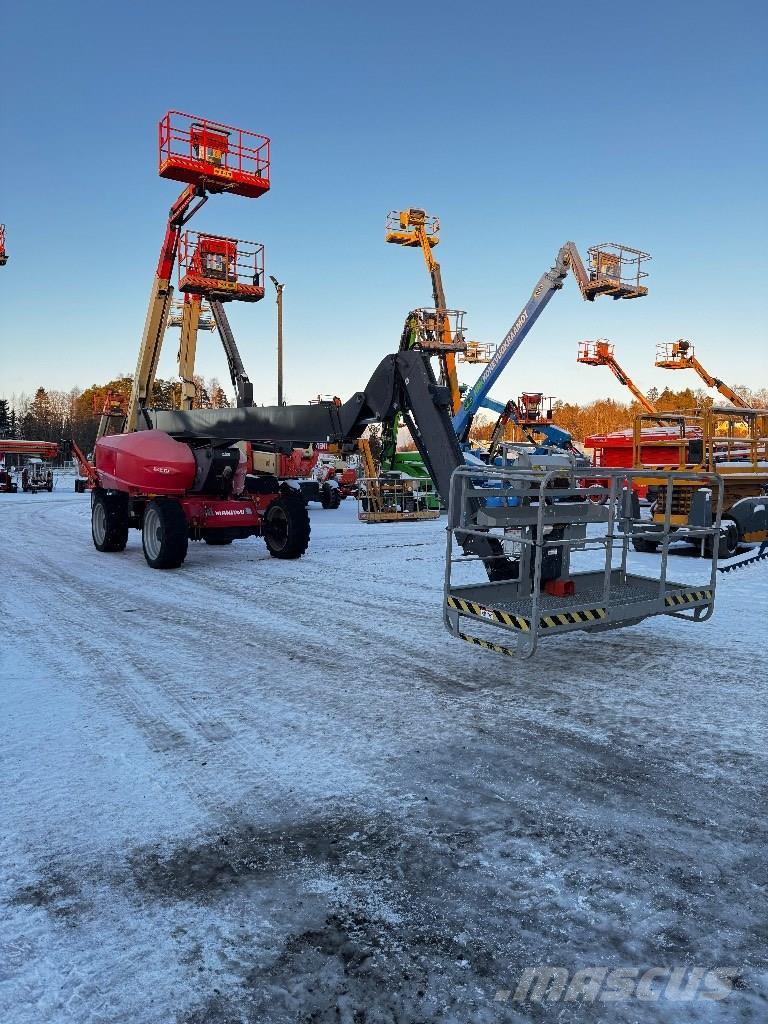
top-left (539, 607), bottom-right (607, 629)
top-left (664, 588), bottom-right (712, 608)
top-left (446, 596), bottom-right (530, 632)
top-left (457, 632), bottom-right (517, 657)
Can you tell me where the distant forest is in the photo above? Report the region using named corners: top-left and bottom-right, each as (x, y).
top-left (0, 376), bottom-right (230, 457)
top-left (1, 379), bottom-right (765, 461)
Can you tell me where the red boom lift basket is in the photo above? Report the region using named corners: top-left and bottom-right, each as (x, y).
top-left (178, 232), bottom-right (265, 302)
top-left (159, 112), bottom-right (270, 199)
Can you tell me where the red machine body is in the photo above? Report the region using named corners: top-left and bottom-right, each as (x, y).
top-left (582, 426), bottom-right (702, 498)
top-left (90, 430), bottom-right (310, 568)
top-left (159, 112), bottom-right (270, 199)
top-left (95, 430), bottom-right (197, 494)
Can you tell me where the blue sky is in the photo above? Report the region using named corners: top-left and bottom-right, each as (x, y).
top-left (1, 0), bottom-right (765, 408)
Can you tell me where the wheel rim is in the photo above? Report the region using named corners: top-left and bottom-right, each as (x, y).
top-left (93, 503), bottom-right (107, 545)
top-left (266, 505), bottom-right (289, 551)
top-left (143, 506), bottom-right (163, 560)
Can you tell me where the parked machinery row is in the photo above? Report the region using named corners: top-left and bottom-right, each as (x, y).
top-left (0, 441), bottom-right (58, 493)
top-left (79, 110), bottom-right (746, 659)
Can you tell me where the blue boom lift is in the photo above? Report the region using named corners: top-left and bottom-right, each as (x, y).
top-left (452, 241), bottom-right (650, 443)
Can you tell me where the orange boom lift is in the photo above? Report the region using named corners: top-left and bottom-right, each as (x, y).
top-left (577, 339), bottom-right (657, 414)
top-left (655, 339), bottom-right (751, 409)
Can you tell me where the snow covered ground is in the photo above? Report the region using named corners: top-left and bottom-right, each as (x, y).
top-left (1, 485), bottom-right (766, 1023)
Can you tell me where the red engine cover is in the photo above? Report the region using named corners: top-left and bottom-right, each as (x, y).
top-left (95, 430), bottom-right (196, 494)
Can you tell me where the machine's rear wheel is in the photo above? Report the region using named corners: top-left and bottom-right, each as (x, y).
top-left (92, 490), bottom-right (129, 552)
top-left (142, 498), bottom-right (188, 569)
top-left (263, 495), bottom-right (311, 559)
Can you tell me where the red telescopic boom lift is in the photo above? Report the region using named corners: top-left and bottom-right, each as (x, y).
top-left (126, 113), bottom-right (270, 431)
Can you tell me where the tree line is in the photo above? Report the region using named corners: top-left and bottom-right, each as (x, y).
top-left (462, 384), bottom-right (767, 446)
top-left (2, 380), bottom-right (765, 462)
top-left (0, 376), bottom-right (231, 458)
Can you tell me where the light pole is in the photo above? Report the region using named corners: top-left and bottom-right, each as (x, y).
top-left (269, 275), bottom-right (284, 405)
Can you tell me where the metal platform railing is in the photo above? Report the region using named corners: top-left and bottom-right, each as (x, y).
top-left (444, 461), bottom-right (723, 659)
top-left (358, 476), bottom-right (440, 523)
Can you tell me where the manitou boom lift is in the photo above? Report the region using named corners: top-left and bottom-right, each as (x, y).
top-left (453, 242), bottom-right (650, 442)
top-left (0, 224), bottom-right (7, 266)
top-left (126, 113), bottom-right (270, 431)
top-left (577, 339), bottom-right (658, 414)
top-left (655, 339), bottom-right (751, 409)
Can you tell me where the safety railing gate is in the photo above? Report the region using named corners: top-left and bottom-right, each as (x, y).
top-left (444, 461), bottom-right (723, 659)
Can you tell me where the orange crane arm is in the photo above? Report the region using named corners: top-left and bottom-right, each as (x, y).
top-left (413, 223), bottom-right (461, 414)
top-left (688, 356), bottom-right (751, 409)
top-left (605, 356), bottom-right (657, 414)
top-left (70, 440), bottom-right (99, 487)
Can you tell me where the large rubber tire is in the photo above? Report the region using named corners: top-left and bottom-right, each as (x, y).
top-left (263, 494), bottom-right (311, 559)
top-left (720, 519), bottom-right (740, 558)
top-left (92, 490), bottom-right (129, 552)
top-left (632, 536), bottom-right (658, 554)
top-left (142, 497), bottom-right (188, 569)
top-left (320, 484), bottom-right (341, 510)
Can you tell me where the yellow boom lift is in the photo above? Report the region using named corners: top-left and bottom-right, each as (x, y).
top-left (385, 208), bottom-right (471, 414)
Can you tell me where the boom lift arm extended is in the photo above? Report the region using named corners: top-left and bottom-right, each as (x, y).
top-left (143, 348), bottom-right (515, 578)
top-left (483, 396), bottom-right (575, 460)
top-left (452, 242), bottom-right (649, 443)
top-left (577, 340), bottom-right (657, 414)
top-left (655, 340), bottom-right (751, 409)
top-left (386, 209), bottom-right (464, 413)
top-left (127, 183), bottom-right (209, 431)
top-left (209, 300), bottom-right (254, 407)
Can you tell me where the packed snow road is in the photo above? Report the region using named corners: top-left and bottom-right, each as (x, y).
top-left (1, 487), bottom-right (766, 1023)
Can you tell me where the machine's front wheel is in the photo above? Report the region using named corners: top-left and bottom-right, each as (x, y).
top-left (92, 490), bottom-right (129, 552)
top-left (263, 495), bottom-right (311, 559)
top-left (142, 498), bottom-right (188, 569)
